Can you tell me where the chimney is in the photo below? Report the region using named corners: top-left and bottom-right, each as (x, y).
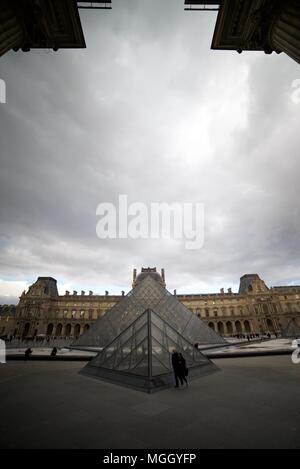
top-left (220, 288), bottom-right (224, 294)
top-left (89, 290), bottom-right (93, 296)
top-left (65, 290), bottom-right (70, 296)
top-left (73, 290), bottom-right (77, 296)
top-left (105, 290), bottom-right (109, 296)
top-left (227, 288), bottom-right (232, 294)
top-left (81, 290), bottom-right (85, 296)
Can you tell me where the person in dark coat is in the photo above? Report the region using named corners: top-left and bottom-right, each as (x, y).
top-left (178, 353), bottom-right (188, 387)
top-left (172, 349), bottom-right (180, 388)
top-left (172, 350), bottom-right (188, 388)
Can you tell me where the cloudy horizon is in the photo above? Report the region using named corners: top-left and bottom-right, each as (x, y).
top-left (1, 0), bottom-right (300, 305)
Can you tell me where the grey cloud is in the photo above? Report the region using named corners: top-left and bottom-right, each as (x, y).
top-left (0, 0), bottom-right (300, 301)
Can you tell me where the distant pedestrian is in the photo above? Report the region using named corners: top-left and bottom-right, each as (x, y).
top-left (172, 349), bottom-right (188, 388)
top-left (50, 347), bottom-right (57, 357)
top-left (24, 348), bottom-right (32, 360)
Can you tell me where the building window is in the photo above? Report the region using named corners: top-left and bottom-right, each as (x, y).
top-left (263, 304), bottom-right (269, 315)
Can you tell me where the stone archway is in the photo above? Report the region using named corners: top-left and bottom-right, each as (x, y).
top-left (208, 322), bottom-right (215, 331)
top-left (266, 318), bottom-right (274, 332)
top-left (217, 321), bottom-right (224, 335)
top-left (74, 324), bottom-right (81, 337)
top-left (55, 323), bottom-right (63, 337)
top-left (46, 323), bottom-right (54, 336)
top-left (65, 324), bottom-right (72, 336)
top-left (84, 324), bottom-right (90, 332)
top-left (226, 321), bottom-right (233, 335)
top-left (244, 320), bottom-right (251, 333)
top-left (235, 320), bottom-right (242, 334)
top-left (22, 322), bottom-right (30, 338)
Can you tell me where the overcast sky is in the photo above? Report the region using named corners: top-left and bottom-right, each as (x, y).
top-left (0, 0), bottom-right (300, 304)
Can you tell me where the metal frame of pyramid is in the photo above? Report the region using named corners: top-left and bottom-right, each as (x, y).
top-left (80, 308), bottom-right (219, 393)
top-left (282, 318), bottom-right (300, 338)
top-left (71, 275), bottom-right (226, 351)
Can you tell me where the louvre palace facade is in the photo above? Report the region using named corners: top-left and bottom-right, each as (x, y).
top-left (1, 268), bottom-right (300, 340)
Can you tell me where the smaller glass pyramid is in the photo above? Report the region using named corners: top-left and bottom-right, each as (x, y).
top-left (80, 309), bottom-right (218, 393)
top-left (282, 319), bottom-right (300, 338)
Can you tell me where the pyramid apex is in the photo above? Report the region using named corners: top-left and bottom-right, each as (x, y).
top-left (133, 267), bottom-right (166, 288)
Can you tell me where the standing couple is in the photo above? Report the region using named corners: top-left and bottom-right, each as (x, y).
top-left (172, 349), bottom-right (188, 388)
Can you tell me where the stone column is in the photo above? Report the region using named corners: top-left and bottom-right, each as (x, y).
top-left (270, 1), bottom-right (300, 64)
top-left (0, 3), bottom-right (24, 57)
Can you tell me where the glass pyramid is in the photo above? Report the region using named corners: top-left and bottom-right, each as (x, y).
top-left (80, 308), bottom-right (218, 393)
top-left (72, 274), bottom-right (226, 350)
top-left (282, 319), bottom-right (300, 338)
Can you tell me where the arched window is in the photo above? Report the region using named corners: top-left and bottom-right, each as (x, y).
top-left (208, 322), bottom-right (215, 331)
top-left (55, 324), bottom-right (63, 337)
top-left (22, 322), bottom-right (30, 338)
top-left (74, 324), bottom-right (81, 337)
top-left (244, 320), bottom-right (251, 333)
top-left (226, 321), bottom-right (233, 334)
top-left (266, 318), bottom-right (274, 331)
top-left (65, 324), bottom-right (72, 336)
top-left (235, 320), bottom-right (242, 333)
top-left (217, 322), bottom-right (224, 335)
top-left (46, 323), bottom-right (54, 336)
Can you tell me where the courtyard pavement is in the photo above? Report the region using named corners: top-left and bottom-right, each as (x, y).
top-left (0, 355), bottom-right (300, 449)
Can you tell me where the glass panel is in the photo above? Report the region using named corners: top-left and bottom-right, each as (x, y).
top-left (151, 354), bottom-right (170, 376)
